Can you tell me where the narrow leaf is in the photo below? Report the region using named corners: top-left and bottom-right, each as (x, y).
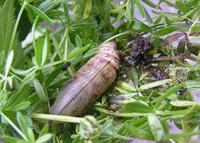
top-left (35, 134), bottom-right (52, 143)
top-left (154, 26), bottom-right (186, 36)
top-left (39, 124), bottom-right (49, 137)
top-left (41, 31), bottom-right (50, 65)
top-left (186, 81), bottom-right (200, 89)
top-left (140, 79), bottom-right (172, 90)
top-left (124, 102), bottom-right (153, 113)
top-left (132, 20), bottom-right (151, 32)
top-left (142, 0), bottom-right (157, 8)
top-left (135, 0), bottom-right (145, 17)
top-left (170, 100), bottom-right (200, 107)
top-left (33, 79), bottom-right (48, 102)
top-left (4, 50), bottom-right (14, 76)
top-left (148, 114), bottom-right (167, 142)
top-left (16, 112), bottom-right (30, 136)
top-left (67, 44), bottom-right (91, 61)
top-left (191, 25), bottom-right (200, 32)
top-left (126, 0), bottom-right (134, 23)
top-left (83, 0), bottom-right (93, 19)
top-left (27, 4), bottom-right (53, 23)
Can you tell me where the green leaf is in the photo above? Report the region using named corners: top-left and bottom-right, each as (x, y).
top-left (154, 82), bottom-right (185, 108)
top-left (115, 86), bottom-right (133, 94)
top-left (11, 67), bottom-right (36, 76)
top-left (4, 85), bottom-right (30, 111)
top-left (45, 65), bottom-right (62, 86)
top-left (163, 15), bottom-right (171, 25)
top-left (171, 7), bottom-right (198, 22)
top-left (16, 112), bottom-right (31, 140)
top-left (193, 64), bottom-right (200, 71)
top-left (17, 112), bottom-right (35, 142)
top-left (154, 15), bottom-right (163, 25)
top-left (0, 0), bottom-right (6, 5)
top-left (186, 81), bottom-right (200, 89)
top-left (35, 134), bottom-right (52, 143)
top-left (0, 112), bottom-right (27, 140)
top-left (142, 0), bottom-right (157, 8)
top-left (27, 128), bottom-right (35, 142)
top-left (39, 124), bottom-right (49, 137)
top-left (32, 16), bottom-right (42, 66)
top-left (124, 102), bottom-right (153, 113)
top-left (123, 124), bottom-right (153, 140)
top-left (151, 37), bottom-right (164, 47)
top-left (4, 50), bottom-right (14, 77)
top-left (148, 114), bottom-right (167, 142)
top-left (175, 1), bottom-right (189, 13)
top-left (38, 0), bottom-right (61, 12)
top-left (83, 48), bottom-right (98, 59)
top-left (67, 44), bottom-right (91, 61)
top-left (154, 25), bottom-right (186, 36)
top-left (0, 135), bottom-right (25, 143)
top-left (34, 37), bottom-right (43, 66)
top-left (70, 22), bottom-right (96, 30)
top-left (110, 5), bottom-right (125, 13)
top-left (10, 102), bottom-right (31, 111)
top-left (27, 4), bottom-right (53, 23)
top-left (0, 0), bottom-right (16, 57)
top-left (125, 0), bottom-right (134, 23)
top-left (170, 100), bottom-right (200, 107)
top-left (117, 81), bottom-right (136, 92)
top-left (132, 20), bottom-right (152, 32)
top-left (63, 1), bottom-right (70, 25)
top-left (83, 0), bottom-right (92, 19)
top-left (135, 0), bottom-right (145, 17)
top-left (140, 79), bottom-right (172, 90)
top-left (129, 68), bottom-right (139, 87)
top-left (75, 35), bottom-right (82, 48)
top-left (41, 31), bottom-right (50, 65)
top-left (33, 79), bottom-right (48, 102)
top-left (191, 25), bottom-right (200, 32)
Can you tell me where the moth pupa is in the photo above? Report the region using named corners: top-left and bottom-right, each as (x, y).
top-left (51, 42), bottom-right (120, 116)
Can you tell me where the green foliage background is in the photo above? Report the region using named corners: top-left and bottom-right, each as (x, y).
top-left (0, 0), bottom-right (200, 143)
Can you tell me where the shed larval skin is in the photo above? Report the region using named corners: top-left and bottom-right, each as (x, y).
top-left (51, 42), bottom-right (120, 116)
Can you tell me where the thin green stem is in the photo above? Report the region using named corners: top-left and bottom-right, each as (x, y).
top-left (96, 107), bottom-right (189, 119)
top-left (95, 107), bottom-right (148, 117)
top-left (32, 113), bottom-right (83, 123)
top-left (58, 27), bottom-right (68, 59)
top-left (39, 60), bottom-right (64, 70)
top-left (60, 29), bottom-right (68, 47)
top-left (103, 31), bottom-right (130, 43)
top-left (156, 109), bottom-right (189, 116)
top-left (8, 2), bottom-right (27, 52)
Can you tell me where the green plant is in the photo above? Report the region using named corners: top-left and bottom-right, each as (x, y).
top-left (0, 0), bottom-right (200, 143)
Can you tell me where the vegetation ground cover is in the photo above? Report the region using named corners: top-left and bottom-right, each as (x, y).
top-left (0, 0), bottom-right (200, 143)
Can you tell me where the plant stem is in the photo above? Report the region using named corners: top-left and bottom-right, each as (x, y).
top-left (8, 2), bottom-right (27, 52)
top-left (32, 113), bottom-right (83, 123)
top-left (95, 107), bottom-right (148, 117)
top-left (103, 31), bottom-right (130, 43)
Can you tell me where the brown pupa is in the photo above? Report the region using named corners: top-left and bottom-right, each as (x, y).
top-left (51, 42), bottom-right (120, 116)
